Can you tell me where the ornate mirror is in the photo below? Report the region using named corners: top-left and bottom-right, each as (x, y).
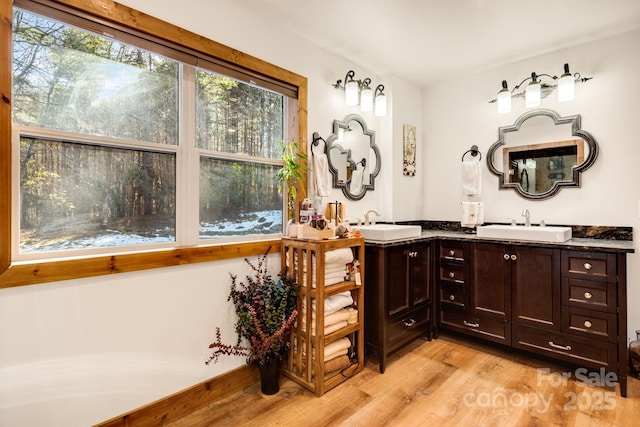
top-left (325, 114), bottom-right (381, 200)
top-left (487, 109), bottom-right (598, 200)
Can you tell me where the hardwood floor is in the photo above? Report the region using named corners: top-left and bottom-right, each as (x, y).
top-left (167, 333), bottom-right (640, 426)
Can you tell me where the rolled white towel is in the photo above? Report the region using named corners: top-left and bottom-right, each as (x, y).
top-left (324, 248), bottom-right (354, 264)
top-left (308, 291), bottom-right (353, 315)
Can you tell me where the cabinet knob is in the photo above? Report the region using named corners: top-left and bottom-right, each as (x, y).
top-left (584, 320), bottom-right (593, 328)
top-left (449, 272), bottom-right (455, 278)
top-left (449, 294), bottom-right (455, 301)
top-left (510, 254), bottom-right (517, 261)
top-left (408, 251), bottom-right (418, 258)
top-left (584, 262), bottom-right (592, 270)
top-left (584, 292), bottom-right (593, 300)
top-left (449, 250), bottom-right (455, 256)
top-left (503, 254), bottom-right (510, 260)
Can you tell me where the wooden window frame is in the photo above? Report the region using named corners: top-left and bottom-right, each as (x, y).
top-left (0, 0), bottom-right (308, 289)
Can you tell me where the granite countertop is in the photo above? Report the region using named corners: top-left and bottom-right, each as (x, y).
top-left (363, 229), bottom-right (635, 253)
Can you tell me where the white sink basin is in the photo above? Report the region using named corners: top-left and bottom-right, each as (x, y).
top-left (358, 224), bottom-right (422, 241)
top-left (476, 224), bottom-right (572, 243)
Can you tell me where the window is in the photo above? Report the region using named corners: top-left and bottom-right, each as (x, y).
top-left (10, 4), bottom-right (291, 259)
top-left (195, 68), bottom-right (284, 239)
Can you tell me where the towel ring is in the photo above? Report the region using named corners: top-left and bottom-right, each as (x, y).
top-left (311, 132), bottom-right (326, 155)
top-left (461, 145), bottom-right (482, 162)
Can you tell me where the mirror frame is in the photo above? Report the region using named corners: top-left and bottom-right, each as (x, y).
top-left (487, 109), bottom-right (598, 200)
top-left (326, 113), bottom-right (381, 201)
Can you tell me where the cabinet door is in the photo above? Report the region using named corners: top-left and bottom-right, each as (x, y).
top-left (469, 242), bottom-right (510, 320)
top-left (512, 246), bottom-right (560, 330)
top-left (409, 242), bottom-right (431, 306)
top-left (387, 246), bottom-right (409, 316)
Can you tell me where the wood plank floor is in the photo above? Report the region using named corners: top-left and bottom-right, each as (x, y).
top-left (167, 333), bottom-right (640, 426)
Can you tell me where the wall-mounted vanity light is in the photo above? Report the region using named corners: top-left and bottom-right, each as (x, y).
top-left (490, 63), bottom-right (592, 114)
top-left (333, 70), bottom-right (387, 117)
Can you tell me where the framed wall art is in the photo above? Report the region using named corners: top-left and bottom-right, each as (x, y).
top-left (403, 124), bottom-right (416, 176)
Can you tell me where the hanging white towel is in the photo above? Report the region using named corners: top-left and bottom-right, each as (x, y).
top-left (461, 160), bottom-right (482, 196)
top-left (461, 202), bottom-right (484, 227)
top-left (350, 166), bottom-right (364, 195)
top-left (311, 139), bottom-right (332, 197)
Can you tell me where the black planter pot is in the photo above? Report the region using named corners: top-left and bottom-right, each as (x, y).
top-left (258, 358), bottom-right (281, 395)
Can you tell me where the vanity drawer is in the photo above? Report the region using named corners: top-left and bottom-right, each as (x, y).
top-left (562, 278), bottom-right (616, 313)
top-left (440, 265), bottom-right (464, 283)
top-left (561, 251), bottom-right (616, 283)
top-left (513, 324), bottom-right (617, 370)
top-left (440, 310), bottom-right (510, 345)
top-left (388, 305), bottom-right (430, 350)
top-left (440, 282), bottom-right (465, 308)
top-left (440, 242), bottom-right (465, 262)
top-left (562, 307), bottom-right (617, 343)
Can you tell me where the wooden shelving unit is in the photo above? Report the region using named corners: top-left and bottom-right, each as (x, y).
top-left (281, 237), bottom-right (365, 396)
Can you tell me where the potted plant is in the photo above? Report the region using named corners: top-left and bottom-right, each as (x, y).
top-left (275, 141), bottom-right (308, 236)
top-left (206, 249), bottom-right (299, 395)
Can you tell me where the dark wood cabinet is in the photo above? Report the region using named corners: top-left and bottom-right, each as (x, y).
top-left (365, 240), bottom-right (432, 373)
top-left (439, 241), bottom-right (514, 345)
top-left (437, 241), bottom-right (629, 396)
top-left (510, 245), bottom-right (561, 330)
top-left (513, 249), bottom-right (629, 396)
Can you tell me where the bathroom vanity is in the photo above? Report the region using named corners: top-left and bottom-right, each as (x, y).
top-left (364, 240), bottom-right (433, 373)
top-left (363, 228), bottom-right (633, 396)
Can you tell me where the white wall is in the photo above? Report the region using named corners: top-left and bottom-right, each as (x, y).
top-left (0, 1), bottom-right (394, 426)
top-left (422, 29), bottom-right (640, 344)
top-left (1, 1), bottom-right (638, 425)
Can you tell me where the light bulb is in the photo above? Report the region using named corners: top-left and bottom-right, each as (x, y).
top-left (345, 79), bottom-right (359, 106)
top-left (497, 80), bottom-right (511, 114)
top-left (360, 86), bottom-right (373, 112)
top-left (374, 93), bottom-right (387, 117)
top-left (558, 64), bottom-right (575, 102)
top-left (525, 82), bottom-right (541, 108)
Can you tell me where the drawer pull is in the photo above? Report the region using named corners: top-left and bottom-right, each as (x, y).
top-left (463, 320), bottom-right (480, 328)
top-left (449, 272), bottom-right (455, 278)
top-left (449, 294), bottom-right (455, 301)
top-left (403, 318), bottom-right (416, 328)
top-left (449, 250), bottom-right (455, 256)
top-left (548, 341), bottom-right (572, 351)
top-left (584, 320), bottom-right (592, 328)
top-left (584, 292), bottom-right (593, 300)
top-left (584, 262), bottom-right (592, 270)
top-left (511, 254), bottom-right (517, 261)
top-left (503, 254), bottom-right (510, 260)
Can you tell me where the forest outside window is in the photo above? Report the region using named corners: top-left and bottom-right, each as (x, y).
top-left (11, 5), bottom-right (287, 260)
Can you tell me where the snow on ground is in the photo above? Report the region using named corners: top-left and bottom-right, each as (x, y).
top-left (20, 210), bottom-right (283, 253)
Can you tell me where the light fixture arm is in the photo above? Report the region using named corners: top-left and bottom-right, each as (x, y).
top-left (333, 70), bottom-right (357, 89)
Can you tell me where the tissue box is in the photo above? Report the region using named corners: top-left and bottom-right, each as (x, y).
top-left (297, 224), bottom-right (334, 240)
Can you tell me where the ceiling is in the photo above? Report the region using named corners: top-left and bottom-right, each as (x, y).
top-left (234, 0), bottom-right (640, 88)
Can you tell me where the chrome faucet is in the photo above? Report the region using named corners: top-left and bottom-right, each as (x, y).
top-left (364, 209), bottom-right (380, 226)
top-left (521, 209), bottom-right (531, 227)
